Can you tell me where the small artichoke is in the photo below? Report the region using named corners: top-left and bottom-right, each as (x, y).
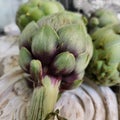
top-left (87, 23), bottom-right (120, 86)
top-left (19, 11), bottom-right (93, 91)
top-left (16, 0), bottom-right (64, 30)
top-left (88, 8), bottom-right (119, 33)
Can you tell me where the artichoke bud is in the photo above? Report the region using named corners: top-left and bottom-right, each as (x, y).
top-left (90, 8), bottom-right (119, 28)
top-left (52, 52), bottom-right (76, 75)
top-left (19, 21), bottom-right (39, 49)
top-left (58, 24), bottom-right (87, 57)
top-left (32, 25), bottom-right (59, 65)
top-left (19, 47), bottom-right (32, 72)
top-left (16, 0), bottom-right (65, 30)
top-left (30, 60), bottom-right (42, 84)
top-left (87, 23), bottom-right (120, 86)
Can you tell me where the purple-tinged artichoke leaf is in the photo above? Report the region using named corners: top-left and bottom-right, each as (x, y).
top-left (32, 25), bottom-right (59, 65)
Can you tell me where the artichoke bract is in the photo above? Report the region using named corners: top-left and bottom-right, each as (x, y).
top-left (16, 0), bottom-right (64, 30)
top-left (19, 11), bottom-right (93, 91)
top-left (87, 24), bottom-right (120, 86)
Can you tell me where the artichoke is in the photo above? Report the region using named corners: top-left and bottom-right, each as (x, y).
top-left (88, 8), bottom-right (119, 33)
top-left (19, 11), bottom-right (93, 90)
top-left (19, 11), bottom-right (93, 119)
top-left (87, 23), bottom-right (120, 86)
top-left (16, 0), bottom-right (64, 30)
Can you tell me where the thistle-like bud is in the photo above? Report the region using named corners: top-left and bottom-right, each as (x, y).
top-left (19, 11), bottom-right (93, 89)
top-left (88, 8), bottom-right (120, 33)
top-left (87, 24), bottom-right (120, 86)
top-left (19, 11), bottom-right (93, 120)
top-left (16, 0), bottom-right (65, 30)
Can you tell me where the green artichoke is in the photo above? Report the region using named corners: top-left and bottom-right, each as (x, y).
top-left (19, 11), bottom-right (93, 120)
top-left (19, 11), bottom-right (93, 90)
top-left (87, 23), bottom-right (120, 86)
top-left (16, 0), bottom-right (64, 30)
top-left (88, 8), bottom-right (119, 33)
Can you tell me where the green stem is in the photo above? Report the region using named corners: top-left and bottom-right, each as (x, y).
top-left (27, 76), bottom-right (60, 120)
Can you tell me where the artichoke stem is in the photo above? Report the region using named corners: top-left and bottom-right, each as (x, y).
top-left (27, 76), bottom-right (61, 120)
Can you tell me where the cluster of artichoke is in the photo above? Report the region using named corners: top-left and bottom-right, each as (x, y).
top-left (19, 11), bottom-right (93, 91)
top-left (16, 0), bottom-right (64, 30)
top-left (16, 1), bottom-right (120, 119)
top-left (17, 2), bottom-right (120, 88)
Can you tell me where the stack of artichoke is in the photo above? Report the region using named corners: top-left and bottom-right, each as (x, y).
top-left (16, 0), bottom-right (120, 118)
top-left (16, 0), bottom-right (64, 30)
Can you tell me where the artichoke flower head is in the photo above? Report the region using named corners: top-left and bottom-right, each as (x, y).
top-left (88, 8), bottom-right (120, 33)
top-left (16, 0), bottom-right (65, 30)
top-left (87, 23), bottom-right (120, 86)
top-left (19, 11), bottom-right (93, 91)
top-left (19, 11), bottom-right (93, 120)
